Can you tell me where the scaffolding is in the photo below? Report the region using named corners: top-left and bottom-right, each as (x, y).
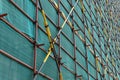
top-left (0, 0), bottom-right (120, 80)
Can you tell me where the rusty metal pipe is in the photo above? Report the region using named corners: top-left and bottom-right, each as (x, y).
top-left (57, 0), bottom-right (62, 80)
top-left (89, 1), bottom-right (98, 79)
top-left (33, 0), bottom-right (39, 75)
top-left (70, 0), bottom-right (77, 79)
top-left (0, 13), bottom-right (7, 17)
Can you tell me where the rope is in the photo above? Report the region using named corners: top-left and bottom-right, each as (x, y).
top-left (96, 56), bottom-right (100, 72)
top-left (33, 0), bottom-right (60, 80)
top-left (80, 0), bottom-right (85, 13)
top-left (106, 0), bottom-right (108, 5)
top-left (36, 0), bottom-right (80, 80)
top-left (88, 28), bottom-right (93, 43)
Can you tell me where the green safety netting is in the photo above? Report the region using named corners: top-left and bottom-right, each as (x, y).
top-left (0, 0), bottom-right (120, 80)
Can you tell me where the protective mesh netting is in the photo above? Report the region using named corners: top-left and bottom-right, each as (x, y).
top-left (0, 0), bottom-right (120, 80)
